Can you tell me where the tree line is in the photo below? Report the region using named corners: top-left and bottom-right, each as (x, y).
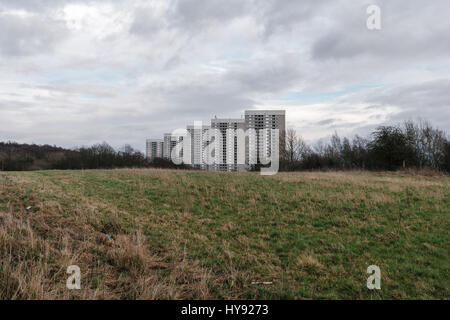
top-left (0, 142), bottom-right (187, 171)
top-left (280, 120), bottom-right (450, 172)
top-left (1, 119), bottom-right (449, 172)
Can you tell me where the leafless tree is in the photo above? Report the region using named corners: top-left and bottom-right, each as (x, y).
top-left (283, 128), bottom-right (309, 163)
top-left (404, 119), bottom-right (448, 168)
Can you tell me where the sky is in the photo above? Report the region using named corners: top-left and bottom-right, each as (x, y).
top-left (0, 0), bottom-right (449, 151)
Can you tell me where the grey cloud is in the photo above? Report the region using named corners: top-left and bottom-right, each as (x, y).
top-left (31, 84), bottom-right (119, 99)
top-left (312, 1), bottom-right (450, 61)
top-left (224, 54), bottom-right (303, 94)
top-left (341, 79), bottom-right (450, 133)
top-left (0, 13), bottom-right (68, 56)
top-left (140, 82), bottom-right (254, 120)
top-left (0, 0), bottom-right (109, 12)
top-left (130, 0), bottom-right (249, 37)
top-left (360, 79), bottom-right (450, 114)
top-left (313, 26), bottom-right (450, 61)
top-left (129, 0), bottom-right (332, 40)
top-left (169, 0), bottom-right (250, 30)
top-left (0, 0), bottom-right (63, 11)
top-left (129, 6), bottom-right (167, 36)
top-left (258, 0), bottom-right (333, 37)
top-left (315, 119), bottom-right (336, 126)
top-left (135, 53), bottom-right (304, 124)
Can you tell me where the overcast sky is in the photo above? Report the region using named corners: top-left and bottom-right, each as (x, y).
top-left (0, 0), bottom-right (449, 151)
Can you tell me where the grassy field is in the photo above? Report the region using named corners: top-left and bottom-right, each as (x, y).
top-left (0, 169), bottom-right (448, 299)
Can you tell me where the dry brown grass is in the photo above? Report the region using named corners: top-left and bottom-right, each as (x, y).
top-left (0, 172), bottom-right (214, 300)
top-left (296, 253), bottom-right (323, 270)
top-left (0, 169), bottom-right (448, 299)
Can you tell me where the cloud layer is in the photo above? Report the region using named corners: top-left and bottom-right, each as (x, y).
top-left (0, 0), bottom-right (449, 150)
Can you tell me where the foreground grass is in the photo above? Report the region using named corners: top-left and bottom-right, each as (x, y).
top-left (0, 169), bottom-right (448, 299)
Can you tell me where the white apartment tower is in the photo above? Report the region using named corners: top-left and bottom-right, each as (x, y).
top-left (163, 133), bottom-right (183, 162)
top-left (211, 117), bottom-right (246, 172)
top-left (245, 110), bottom-right (286, 168)
top-left (145, 109), bottom-right (285, 171)
top-left (187, 124), bottom-right (211, 170)
top-left (146, 139), bottom-right (164, 159)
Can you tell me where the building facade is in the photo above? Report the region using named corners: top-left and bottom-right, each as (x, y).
top-left (146, 139), bottom-right (164, 159)
top-left (211, 118), bottom-right (246, 172)
top-left (245, 110), bottom-right (286, 168)
top-left (187, 124), bottom-right (211, 170)
top-left (146, 109), bottom-right (285, 171)
top-left (163, 133), bottom-right (183, 160)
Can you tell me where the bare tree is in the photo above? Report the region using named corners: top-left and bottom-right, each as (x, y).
top-left (404, 119), bottom-right (448, 168)
top-left (283, 128), bottom-right (308, 163)
top-left (420, 121), bottom-right (447, 168)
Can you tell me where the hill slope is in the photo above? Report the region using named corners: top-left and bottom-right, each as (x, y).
top-left (0, 169), bottom-right (448, 299)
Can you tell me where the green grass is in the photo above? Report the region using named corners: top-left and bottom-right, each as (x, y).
top-left (0, 169), bottom-right (448, 299)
